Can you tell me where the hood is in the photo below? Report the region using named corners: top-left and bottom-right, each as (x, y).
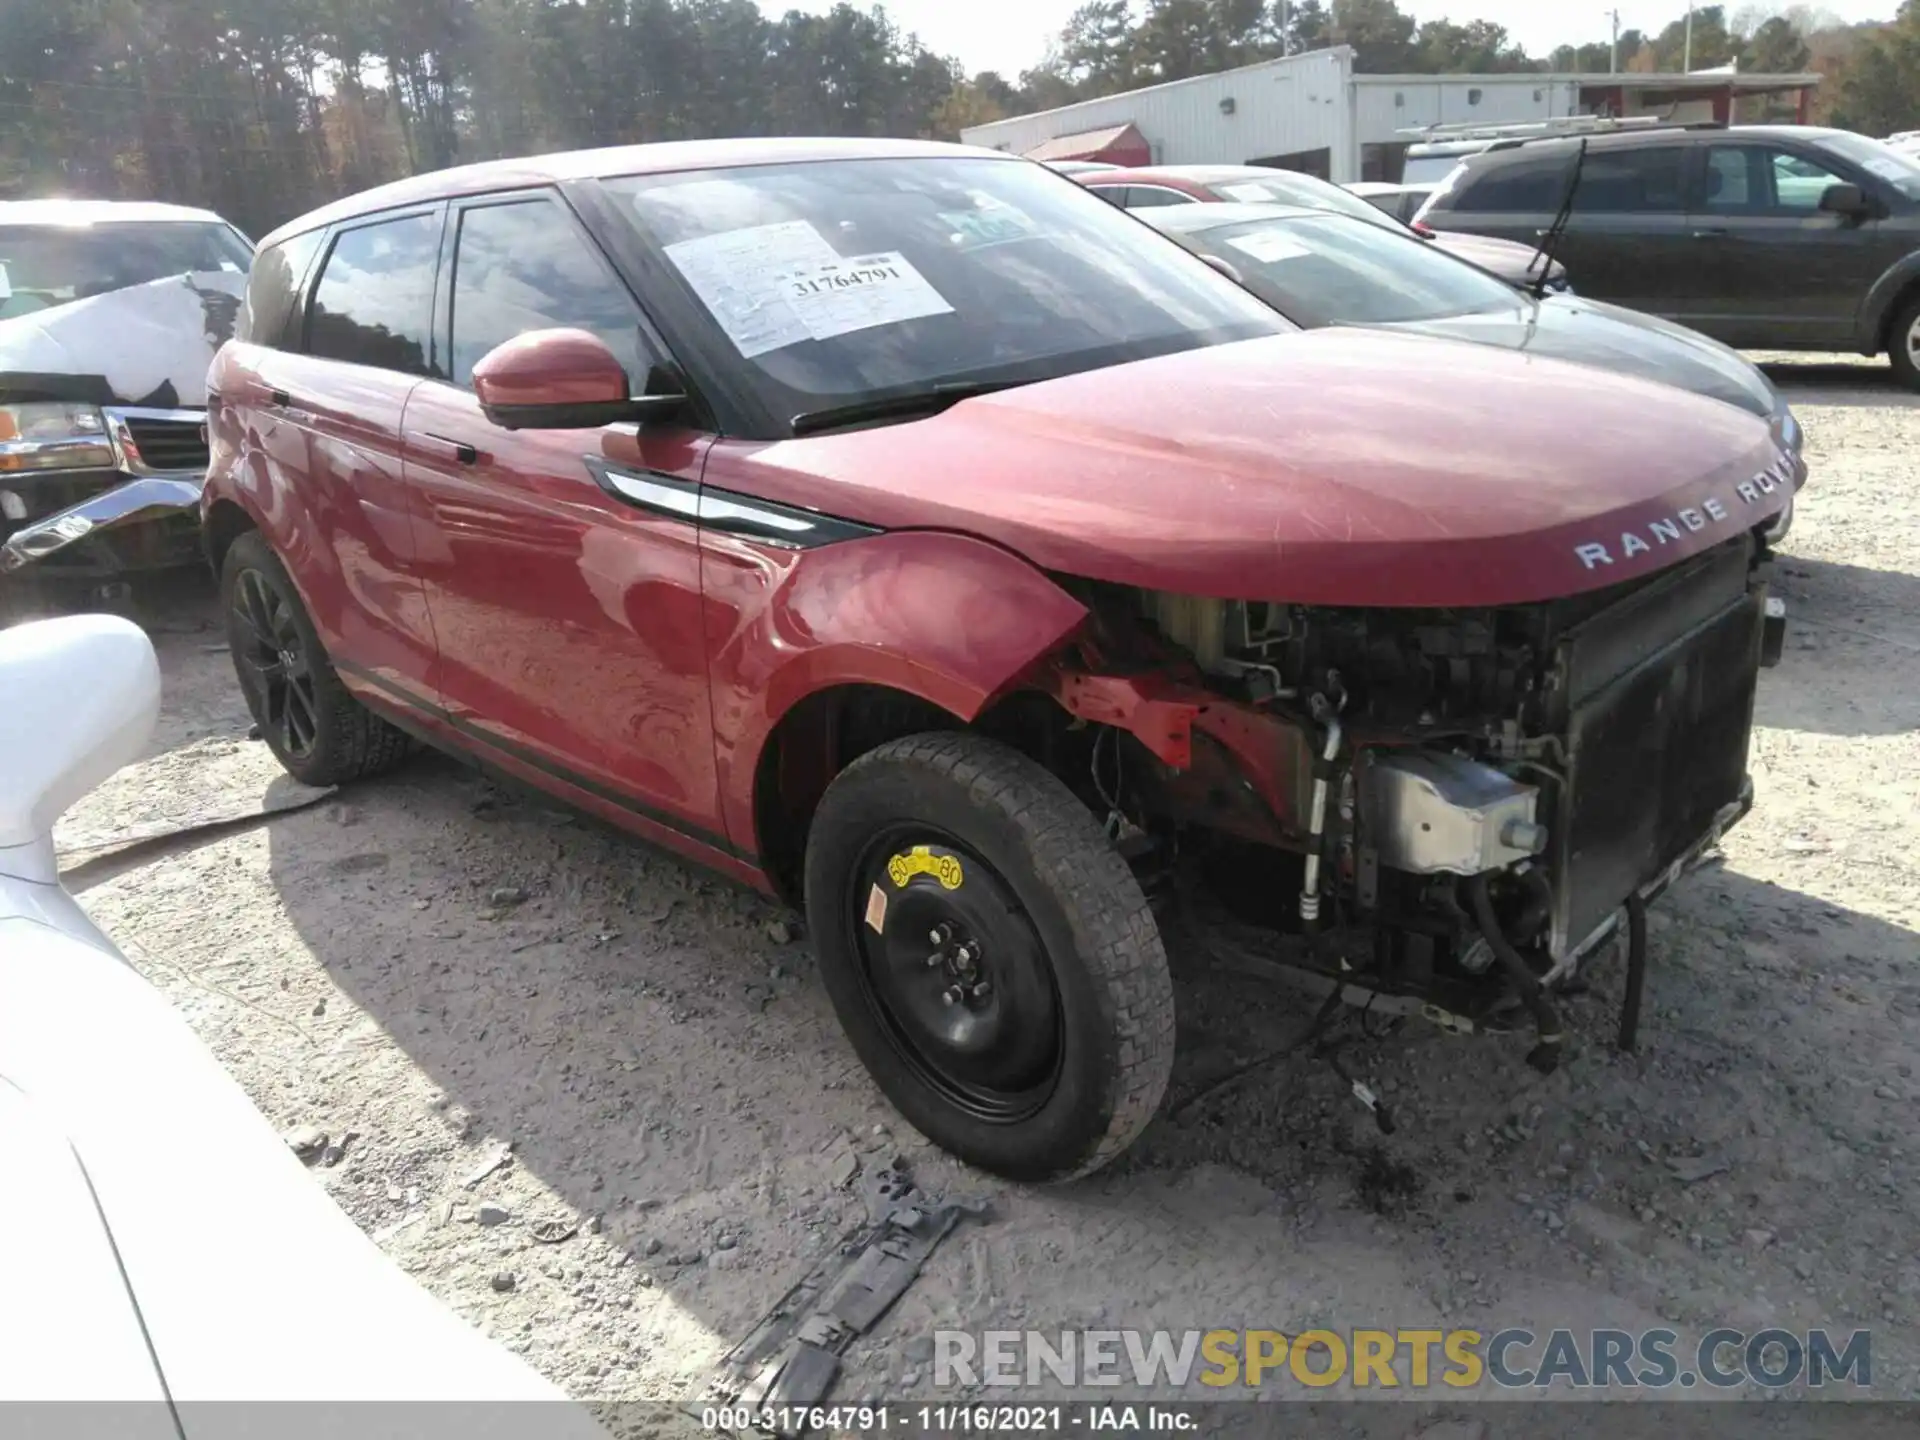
top-left (1373, 293), bottom-right (1778, 420)
top-left (726, 328), bottom-right (1797, 608)
top-left (1428, 230), bottom-right (1565, 287)
top-left (0, 270), bottom-right (244, 408)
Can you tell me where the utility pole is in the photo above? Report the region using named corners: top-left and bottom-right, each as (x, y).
top-left (1609, 9), bottom-right (1621, 74)
top-left (1684, 4), bottom-right (1695, 72)
top-left (1280, 0), bottom-right (1291, 57)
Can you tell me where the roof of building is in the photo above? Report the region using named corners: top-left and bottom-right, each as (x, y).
top-left (260, 137), bottom-right (1004, 249)
top-left (0, 199), bottom-right (232, 227)
top-left (1022, 124), bottom-right (1145, 162)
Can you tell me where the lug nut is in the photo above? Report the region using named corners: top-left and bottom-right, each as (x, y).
top-left (941, 985), bottom-right (964, 1006)
top-left (972, 981), bottom-right (992, 1001)
top-left (927, 952), bottom-right (944, 968)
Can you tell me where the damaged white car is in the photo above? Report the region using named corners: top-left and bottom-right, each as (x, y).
top-left (0, 200), bottom-right (251, 613)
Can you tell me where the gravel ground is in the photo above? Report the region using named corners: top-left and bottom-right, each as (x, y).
top-left (53, 354), bottom-right (1920, 1413)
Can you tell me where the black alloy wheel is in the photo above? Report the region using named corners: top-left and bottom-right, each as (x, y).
top-left (219, 530), bottom-right (413, 787)
top-left (229, 564), bottom-right (320, 762)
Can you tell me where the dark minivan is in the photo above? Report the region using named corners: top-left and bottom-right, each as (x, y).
top-left (1415, 125), bottom-right (1920, 386)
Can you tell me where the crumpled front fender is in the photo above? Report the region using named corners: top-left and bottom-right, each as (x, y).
top-left (702, 527), bottom-right (1090, 859)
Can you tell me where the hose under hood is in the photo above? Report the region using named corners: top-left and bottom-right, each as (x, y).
top-left (1467, 872), bottom-right (1563, 1075)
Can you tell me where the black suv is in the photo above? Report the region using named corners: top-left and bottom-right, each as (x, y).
top-left (1414, 125), bottom-right (1920, 386)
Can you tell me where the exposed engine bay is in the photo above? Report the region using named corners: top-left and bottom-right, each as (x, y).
top-left (1044, 531), bottom-right (1785, 1076)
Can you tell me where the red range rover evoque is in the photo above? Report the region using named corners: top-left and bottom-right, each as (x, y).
top-left (205, 138), bottom-right (1801, 1182)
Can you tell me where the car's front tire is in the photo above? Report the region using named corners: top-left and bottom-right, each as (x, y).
top-left (803, 732), bottom-right (1175, 1183)
top-left (221, 531), bottom-right (413, 786)
top-left (1889, 293), bottom-right (1920, 391)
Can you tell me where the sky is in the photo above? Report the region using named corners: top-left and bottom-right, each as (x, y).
top-left (782, 1), bottom-right (1898, 79)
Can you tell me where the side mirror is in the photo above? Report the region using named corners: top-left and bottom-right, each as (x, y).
top-left (0, 615), bottom-right (159, 880)
top-left (1818, 182), bottom-right (1871, 219)
top-left (472, 328), bottom-right (685, 431)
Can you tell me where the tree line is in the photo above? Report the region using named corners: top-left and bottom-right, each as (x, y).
top-left (1, 0), bottom-right (1915, 240)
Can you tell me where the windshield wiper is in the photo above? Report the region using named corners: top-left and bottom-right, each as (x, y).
top-left (1528, 137), bottom-right (1588, 300)
top-left (789, 379), bottom-right (1030, 437)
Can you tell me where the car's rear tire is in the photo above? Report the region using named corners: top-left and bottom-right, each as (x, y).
top-left (803, 731), bottom-right (1175, 1183)
top-left (1889, 293), bottom-right (1920, 391)
top-left (221, 531), bottom-right (413, 787)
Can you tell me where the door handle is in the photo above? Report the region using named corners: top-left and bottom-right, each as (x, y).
top-left (269, 388), bottom-right (292, 407)
top-left (412, 431), bottom-right (479, 465)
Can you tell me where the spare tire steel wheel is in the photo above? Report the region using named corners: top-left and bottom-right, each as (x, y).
top-left (804, 732), bottom-right (1175, 1182)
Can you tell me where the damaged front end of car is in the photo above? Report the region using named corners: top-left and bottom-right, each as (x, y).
top-left (0, 404), bottom-right (210, 583)
top-left (1042, 524), bottom-right (1788, 1080)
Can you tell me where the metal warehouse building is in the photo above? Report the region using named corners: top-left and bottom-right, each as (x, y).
top-left (962, 46), bottom-right (1820, 184)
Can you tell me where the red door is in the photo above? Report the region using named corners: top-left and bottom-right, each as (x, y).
top-left (398, 194), bottom-right (730, 862)
top-left (241, 208), bottom-right (447, 693)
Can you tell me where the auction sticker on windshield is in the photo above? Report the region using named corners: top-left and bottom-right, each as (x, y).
top-left (1226, 231), bottom-right (1312, 264)
top-left (779, 252), bottom-right (953, 340)
top-left (1220, 182), bottom-right (1280, 203)
top-left (666, 222), bottom-right (952, 357)
top-left (664, 221), bottom-right (837, 357)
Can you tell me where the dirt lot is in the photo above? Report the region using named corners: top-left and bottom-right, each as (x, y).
top-left (53, 355), bottom-right (1920, 1413)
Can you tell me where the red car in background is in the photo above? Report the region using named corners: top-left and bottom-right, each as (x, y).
top-left (1076, 163), bottom-right (1571, 292)
top-left (204, 139), bottom-right (1792, 1183)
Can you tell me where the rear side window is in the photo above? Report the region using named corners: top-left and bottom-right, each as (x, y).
top-left (306, 212), bottom-right (442, 376)
top-left (447, 200), bottom-right (648, 387)
top-left (1448, 157), bottom-right (1568, 213)
top-left (1572, 148), bottom-right (1686, 213)
top-left (238, 229), bottom-right (324, 348)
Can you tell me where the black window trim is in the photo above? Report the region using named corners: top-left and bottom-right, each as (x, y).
top-left (299, 201), bottom-right (450, 378)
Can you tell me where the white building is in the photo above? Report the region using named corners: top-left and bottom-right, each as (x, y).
top-left (961, 47), bottom-right (1821, 184)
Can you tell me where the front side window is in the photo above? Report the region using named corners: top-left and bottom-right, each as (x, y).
top-left (1174, 213), bottom-right (1521, 327)
top-left (605, 157), bottom-right (1286, 429)
top-left (1705, 146), bottom-right (1850, 213)
top-left (0, 221), bottom-right (253, 320)
top-left (1768, 150), bottom-right (1850, 211)
top-left (306, 212), bottom-right (441, 376)
top-left (448, 200), bottom-right (648, 386)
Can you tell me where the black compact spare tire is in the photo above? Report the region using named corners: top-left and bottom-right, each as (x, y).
top-left (804, 732), bottom-right (1175, 1182)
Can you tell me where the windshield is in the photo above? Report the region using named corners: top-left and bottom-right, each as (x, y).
top-left (1172, 213), bottom-right (1522, 327)
top-left (1204, 173), bottom-right (1405, 232)
top-left (0, 221), bottom-right (252, 320)
top-left (606, 158), bottom-right (1288, 426)
top-left (1818, 132), bottom-right (1920, 201)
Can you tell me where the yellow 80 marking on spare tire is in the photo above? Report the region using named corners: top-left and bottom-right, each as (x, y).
top-left (887, 845), bottom-right (964, 890)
